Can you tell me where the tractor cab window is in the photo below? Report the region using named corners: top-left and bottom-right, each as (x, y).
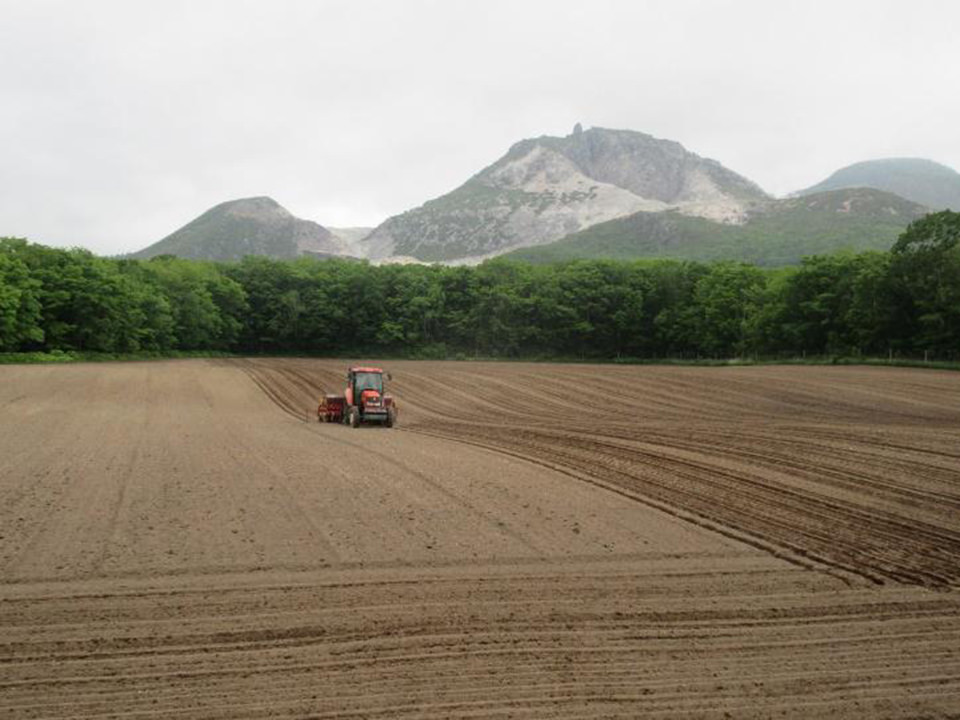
top-left (354, 372), bottom-right (383, 393)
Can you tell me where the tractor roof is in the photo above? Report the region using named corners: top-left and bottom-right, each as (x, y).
top-left (350, 366), bottom-right (384, 373)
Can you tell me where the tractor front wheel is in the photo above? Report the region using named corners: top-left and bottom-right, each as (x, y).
top-left (348, 407), bottom-right (360, 428)
top-left (385, 407), bottom-right (396, 428)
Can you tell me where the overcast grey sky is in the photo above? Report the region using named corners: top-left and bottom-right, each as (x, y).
top-left (2, 0), bottom-right (958, 255)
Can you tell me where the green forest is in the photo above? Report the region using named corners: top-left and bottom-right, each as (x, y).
top-left (1, 212), bottom-right (958, 362)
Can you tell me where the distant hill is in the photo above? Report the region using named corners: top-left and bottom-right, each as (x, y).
top-left (131, 197), bottom-right (344, 261)
top-left (797, 158), bottom-right (960, 210)
top-left (359, 125), bottom-right (768, 263)
top-left (503, 188), bottom-right (929, 266)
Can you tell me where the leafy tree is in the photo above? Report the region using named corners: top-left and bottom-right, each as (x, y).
top-left (742, 267), bottom-right (795, 355)
top-left (775, 254), bottom-right (862, 355)
top-left (690, 262), bottom-right (766, 357)
top-left (144, 257), bottom-right (246, 349)
top-left (889, 211), bottom-right (960, 353)
top-left (468, 261), bottom-right (533, 357)
top-left (646, 261), bottom-right (709, 357)
top-left (226, 257), bottom-right (298, 350)
top-left (0, 238), bottom-right (44, 350)
top-left (14, 244), bottom-right (156, 352)
top-left (114, 260), bottom-right (177, 350)
top-left (3, 219), bottom-right (956, 362)
top-left (846, 252), bottom-right (896, 355)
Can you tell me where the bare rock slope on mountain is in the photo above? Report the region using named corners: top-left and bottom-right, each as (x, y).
top-left (131, 197), bottom-right (345, 261)
top-left (506, 187), bottom-right (930, 266)
top-left (326, 226), bottom-right (373, 255)
top-left (361, 126), bottom-right (769, 263)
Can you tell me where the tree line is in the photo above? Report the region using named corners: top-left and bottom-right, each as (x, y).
top-left (1, 211), bottom-right (958, 360)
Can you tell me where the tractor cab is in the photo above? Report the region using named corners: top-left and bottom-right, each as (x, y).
top-left (345, 367), bottom-right (385, 407)
top-left (317, 366), bottom-right (398, 428)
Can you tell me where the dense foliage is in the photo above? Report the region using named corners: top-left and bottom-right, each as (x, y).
top-left (2, 212), bottom-right (958, 360)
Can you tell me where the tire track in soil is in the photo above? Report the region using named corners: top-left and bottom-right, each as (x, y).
top-left (3, 569), bottom-right (959, 719)
top-left (232, 359), bottom-right (960, 588)
top-left (301, 424), bottom-right (548, 557)
top-left (5, 360), bottom-right (960, 719)
top-left (410, 424), bottom-right (960, 586)
top-left (405, 423), bottom-right (876, 583)
top-left (592, 425), bottom-right (960, 511)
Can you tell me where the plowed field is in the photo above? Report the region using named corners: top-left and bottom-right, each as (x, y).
top-left (2, 359), bottom-right (959, 718)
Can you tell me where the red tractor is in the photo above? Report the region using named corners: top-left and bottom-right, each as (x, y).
top-left (318, 366), bottom-right (397, 428)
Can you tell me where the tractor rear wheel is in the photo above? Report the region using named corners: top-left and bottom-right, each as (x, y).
top-left (348, 407), bottom-right (360, 428)
top-left (385, 407), bottom-right (396, 428)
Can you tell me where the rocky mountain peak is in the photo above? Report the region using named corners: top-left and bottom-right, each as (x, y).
top-left (218, 196), bottom-right (292, 219)
top-left (360, 125), bottom-right (770, 263)
top-left (523, 126), bottom-right (767, 204)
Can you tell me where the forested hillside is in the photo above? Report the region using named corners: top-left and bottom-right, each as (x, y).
top-left (505, 189), bottom-right (927, 265)
top-left (2, 212), bottom-right (958, 360)
top-left (798, 158), bottom-right (960, 210)
top-left (130, 197), bottom-right (343, 261)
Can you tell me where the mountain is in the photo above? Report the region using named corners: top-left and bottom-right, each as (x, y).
top-left (797, 158), bottom-right (960, 210)
top-left (503, 188), bottom-right (929, 266)
top-left (132, 197), bottom-right (344, 261)
top-left (359, 125), bottom-right (769, 263)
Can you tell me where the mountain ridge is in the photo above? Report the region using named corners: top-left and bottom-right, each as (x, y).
top-left (129, 131), bottom-right (958, 266)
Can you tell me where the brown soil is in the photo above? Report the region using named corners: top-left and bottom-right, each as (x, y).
top-left (1, 359), bottom-right (958, 718)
